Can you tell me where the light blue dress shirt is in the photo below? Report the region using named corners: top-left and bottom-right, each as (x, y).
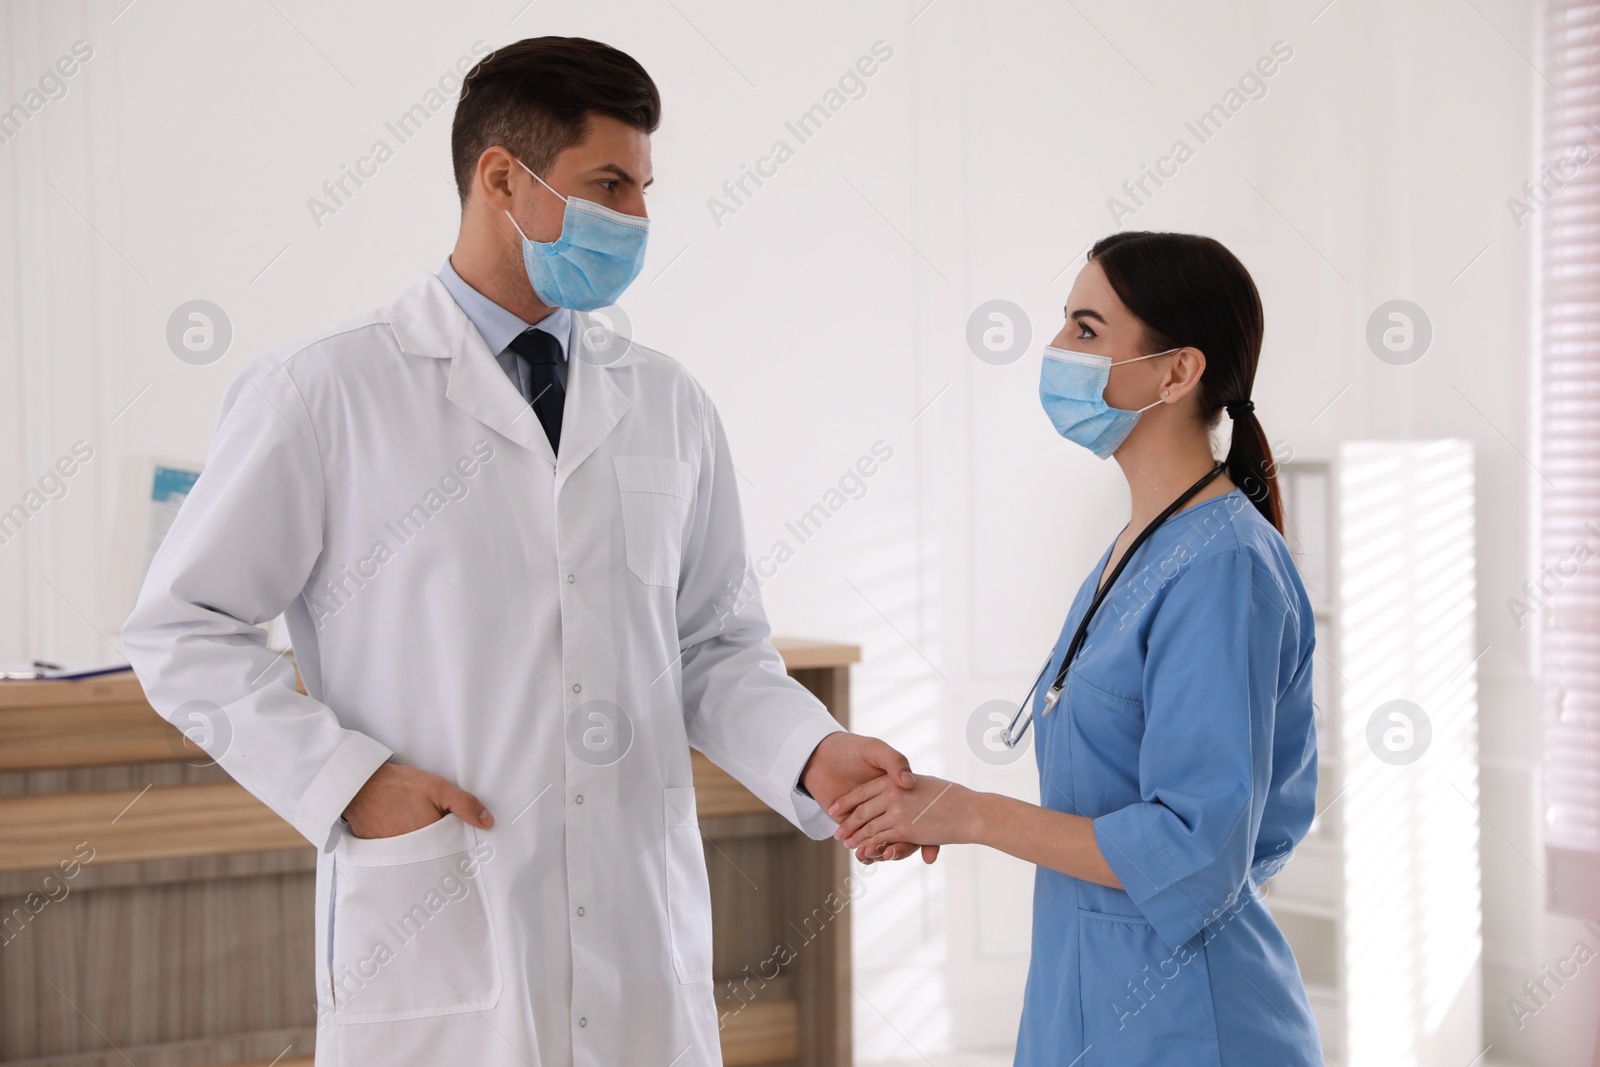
top-left (438, 257), bottom-right (572, 394)
top-left (1017, 489), bottom-right (1322, 1066)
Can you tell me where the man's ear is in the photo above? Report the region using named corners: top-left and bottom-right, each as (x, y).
top-left (474, 146), bottom-right (518, 210)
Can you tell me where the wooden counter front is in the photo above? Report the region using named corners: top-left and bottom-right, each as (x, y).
top-left (0, 638), bottom-right (858, 1067)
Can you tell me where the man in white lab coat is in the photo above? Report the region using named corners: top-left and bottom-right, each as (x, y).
top-left (123, 36), bottom-right (920, 1066)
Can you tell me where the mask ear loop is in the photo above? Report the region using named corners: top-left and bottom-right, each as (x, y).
top-left (1110, 346), bottom-right (1182, 414)
top-left (516, 158), bottom-right (568, 203)
top-left (503, 157), bottom-right (570, 240)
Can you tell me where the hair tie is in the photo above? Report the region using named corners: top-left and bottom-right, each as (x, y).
top-left (1227, 399), bottom-right (1255, 419)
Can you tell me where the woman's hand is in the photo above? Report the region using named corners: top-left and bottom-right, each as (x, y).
top-left (831, 773), bottom-right (1123, 887)
top-left (829, 774), bottom-right (977, 856)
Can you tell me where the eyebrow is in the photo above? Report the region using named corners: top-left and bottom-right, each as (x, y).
top-left (1067, 306), bottom-right (1107, 324)
top-left (595, 162), bottom-right (653, 189)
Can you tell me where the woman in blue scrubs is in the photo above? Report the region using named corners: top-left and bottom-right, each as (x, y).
top-left (832, 232), bottom-right (1322, 1065)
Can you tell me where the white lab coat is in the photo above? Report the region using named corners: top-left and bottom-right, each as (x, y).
top-left (122, 271), bottom-right (846, 1066)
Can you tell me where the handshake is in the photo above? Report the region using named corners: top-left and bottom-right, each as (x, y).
top-left (800, 731), bottom-right (979, 865)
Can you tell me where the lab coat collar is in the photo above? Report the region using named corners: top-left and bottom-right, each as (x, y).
top-left (437, 256), bottom-right (573, 362)
top-left (385, 272), bottom-right (638, 481)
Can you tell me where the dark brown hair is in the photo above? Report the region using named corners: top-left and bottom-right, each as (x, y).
top-left (451, 37), bottom-right (661, 205)
top-left (1088, 231), bottom-right (1283, 533)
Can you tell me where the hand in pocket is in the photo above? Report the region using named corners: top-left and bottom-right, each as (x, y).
top-left (343, 762), bottom-right (494, 839)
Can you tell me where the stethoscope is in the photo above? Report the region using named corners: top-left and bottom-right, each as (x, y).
top-left (1000, 461), bottom-right (1227, 748)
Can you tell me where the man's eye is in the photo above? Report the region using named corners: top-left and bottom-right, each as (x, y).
top-left (599, 180), bottom-right (618, 192)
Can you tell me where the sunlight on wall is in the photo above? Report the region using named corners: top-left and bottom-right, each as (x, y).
top-left (844, 506), bottom-right (957, 1063)
top-left (1339, 441), bottom-right (1483, 1065)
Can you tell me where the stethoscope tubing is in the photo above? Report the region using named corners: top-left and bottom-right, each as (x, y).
top-left (999, 461), bottom-right (1226, 748)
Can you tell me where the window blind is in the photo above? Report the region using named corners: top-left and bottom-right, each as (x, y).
top-left (1540, 0), bottom-right (1600, 918)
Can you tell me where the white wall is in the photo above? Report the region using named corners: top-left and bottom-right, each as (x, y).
top-left (1, 0), bottom-right (1593, 1062)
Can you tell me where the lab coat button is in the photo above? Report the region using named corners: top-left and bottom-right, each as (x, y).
top-left (575, 794), bottom-right (584, 804)
top-left (572, 683), bottom-right (582, 693)
top-left (579, 1017), bottom-right (588, 1028)
top-left (567, 574), bottom-right (575, 583)
top-left (576, 906), bottom-right (585, 917)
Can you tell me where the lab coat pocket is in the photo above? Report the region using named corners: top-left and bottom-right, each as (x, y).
top-left (329, 813), bottom-right (501, 1023)
top-left (614, 455), bottom-right (696, 589)
top-left (663, 786), bottom-right (714, 984)
top-left (1076, 909), bottom-right (1223, 1065)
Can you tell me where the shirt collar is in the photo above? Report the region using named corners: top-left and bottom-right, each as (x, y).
top-left (438, 257), bottom-right (570, 360)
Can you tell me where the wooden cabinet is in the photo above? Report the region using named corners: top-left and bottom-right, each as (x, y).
top-left (0, 638), bottom-right (858, 1067)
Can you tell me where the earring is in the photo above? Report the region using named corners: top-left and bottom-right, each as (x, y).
top-left (1162, 390), bottom-right (1170, 397)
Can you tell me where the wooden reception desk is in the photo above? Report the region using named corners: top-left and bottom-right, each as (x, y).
top-left (0, 638), bottom-right (859, 1067)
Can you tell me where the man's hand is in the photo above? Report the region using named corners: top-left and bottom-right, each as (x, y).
top-left (800, 733), bottom-right (939, 865)
top-left (341, 762), bottom-right (495, 840)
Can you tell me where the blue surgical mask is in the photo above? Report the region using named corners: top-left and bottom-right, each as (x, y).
top-left (1038, 345), bottom-right (1178, 458)
top-left (504, 159), bottom-right (649, 311)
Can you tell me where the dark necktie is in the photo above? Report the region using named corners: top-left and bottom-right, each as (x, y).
top-left (507, 329), bottom-right (565, 454)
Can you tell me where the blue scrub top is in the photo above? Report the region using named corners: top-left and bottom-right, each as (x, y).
top-left (1016, 489), bottom-right (1323, 1066)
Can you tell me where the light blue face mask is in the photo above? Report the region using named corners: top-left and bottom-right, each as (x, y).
top-left (504, 159), bottom-right (649, 312)
top-left (1038, 344), bottom-right (1179, 458)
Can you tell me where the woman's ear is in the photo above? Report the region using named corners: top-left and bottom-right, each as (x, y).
top-left (1159, 346), bottom-right (1207, 403)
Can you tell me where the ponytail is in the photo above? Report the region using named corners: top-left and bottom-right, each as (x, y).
top-left (1221, 401), bottom-right (1284, 533)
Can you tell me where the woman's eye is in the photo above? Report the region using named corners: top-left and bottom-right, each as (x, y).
top-left (1076, 322), bottom-right (1096, 340)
